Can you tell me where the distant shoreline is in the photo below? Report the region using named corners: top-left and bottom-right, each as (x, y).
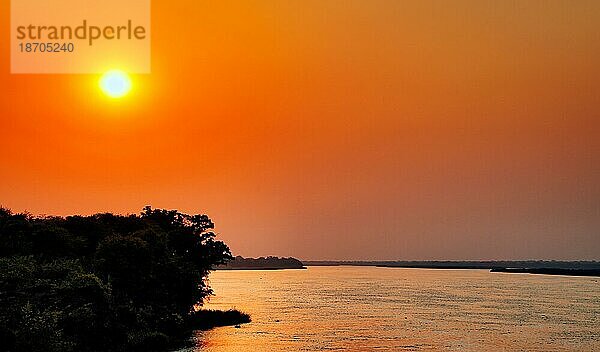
top-left (216, 256), bottom-right (306, 270)
top-left (216, 266), bottom-right (307, 270)
top-left (302, 260), bottom-right (600, 277)
top-left (490, 267), bottom-right (600, 277)
top-left (215, 258), bottom-right (600, 276)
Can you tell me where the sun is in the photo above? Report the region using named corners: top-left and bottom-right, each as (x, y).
top-left (99, 70), bottom-right (132, 98)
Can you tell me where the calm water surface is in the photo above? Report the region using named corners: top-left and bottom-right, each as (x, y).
top-left (181, 266), bottom-right (600, 351)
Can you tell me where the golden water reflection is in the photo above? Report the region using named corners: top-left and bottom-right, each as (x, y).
top-left (181, 266), bottom-right (600, 351)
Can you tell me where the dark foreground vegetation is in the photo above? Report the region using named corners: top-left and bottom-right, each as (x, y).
top-left (0, 206), bottom-right (249, 352)
top-left (189, 309), bottom-right (251, 330)
top-left (218, 256), bottom-right (305, 270)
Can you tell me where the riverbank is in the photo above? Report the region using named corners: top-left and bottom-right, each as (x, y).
top-left (189, 309), bottom-right (251, 330)
top-left (302, 260), bottom-right (600, 277)
top-left (303, 260), bottom-right (600, 270)
top-left (490, 268), bottom-right (600, 277)
top-left (216, 256), bottom-right (305, 270)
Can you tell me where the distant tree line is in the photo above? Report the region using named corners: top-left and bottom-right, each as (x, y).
top-left (303, 260), bottom-right (600, 270)
top-left (220, 256), bottom-right (304, 270)
top-left (0, 206), bottom-right (234, 352)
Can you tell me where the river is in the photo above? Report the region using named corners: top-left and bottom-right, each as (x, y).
top-left (178, 266), bottom-right (600, 351)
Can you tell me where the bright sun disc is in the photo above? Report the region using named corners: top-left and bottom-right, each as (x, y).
top-left (100, 70), bottom-right (132, 98)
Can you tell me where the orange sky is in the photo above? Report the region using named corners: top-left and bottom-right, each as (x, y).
top-left (1, 0), bottom-right (599, 260)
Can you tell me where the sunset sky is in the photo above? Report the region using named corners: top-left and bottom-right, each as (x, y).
top-left (1, 0), bottom-right (599, 260)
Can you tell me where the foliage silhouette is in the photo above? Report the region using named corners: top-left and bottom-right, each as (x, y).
top-left (0, 206), bottom-right (237, 352)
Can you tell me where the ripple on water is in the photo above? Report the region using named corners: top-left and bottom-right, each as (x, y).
top-left (184, 267), bottom-right (600, 352)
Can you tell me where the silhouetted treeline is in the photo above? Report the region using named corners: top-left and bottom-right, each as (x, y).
top-left (304, 260), bottom-right (600, 270)
top-left (490, 267), bottom-right (600, 277)
top-left (219, 256), bottom-right (305, 270)
top-left (0, 206), bottom-right (234, 352)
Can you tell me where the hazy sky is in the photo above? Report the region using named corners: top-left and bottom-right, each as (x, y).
top-left (1, 0), bottom-right (599, 260)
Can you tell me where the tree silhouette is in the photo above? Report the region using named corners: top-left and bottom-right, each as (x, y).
top-left (0, 206), bottom-right (234, 352)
